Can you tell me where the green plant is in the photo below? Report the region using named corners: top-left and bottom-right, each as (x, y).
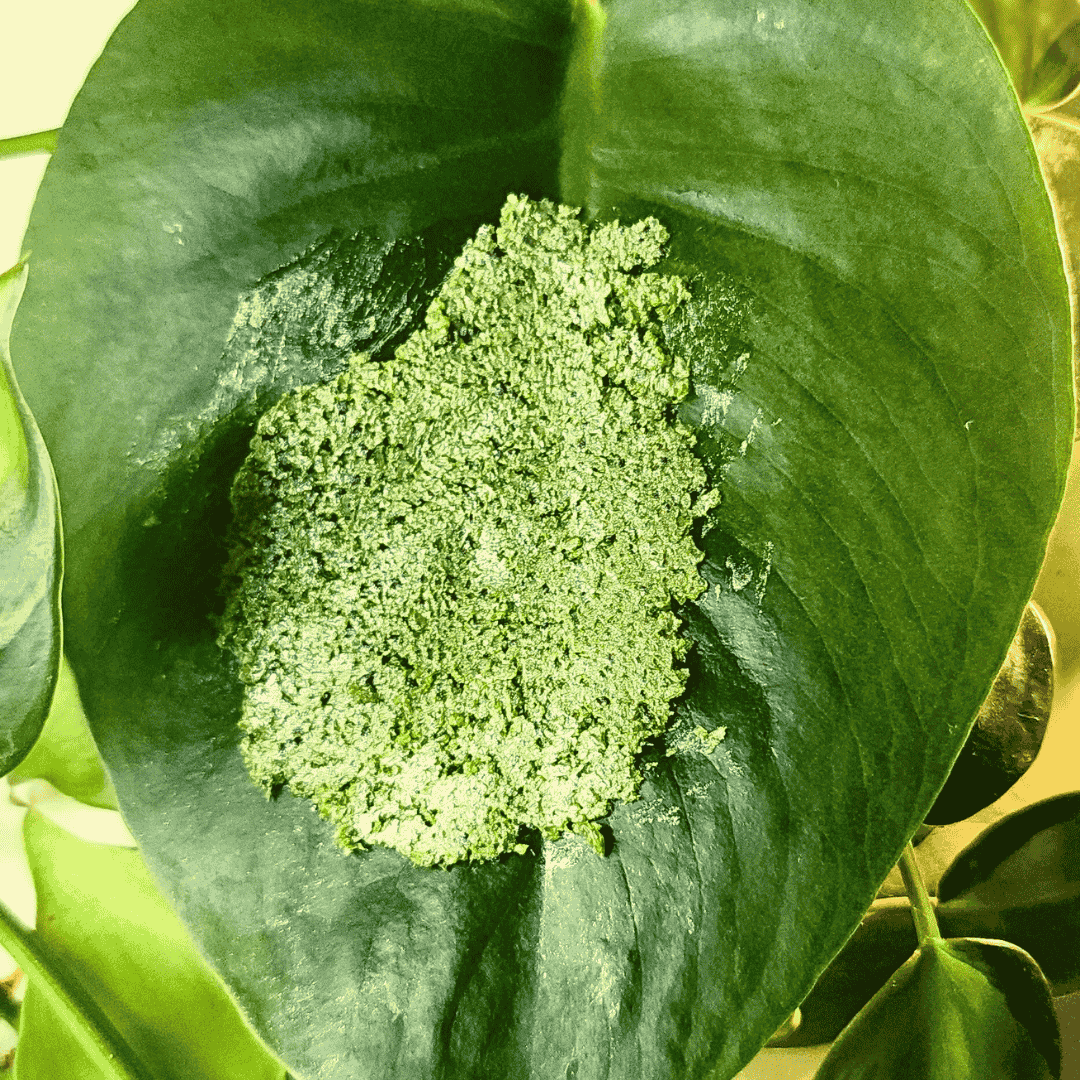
top-left (0, 0), bottom-right (1077, 1078)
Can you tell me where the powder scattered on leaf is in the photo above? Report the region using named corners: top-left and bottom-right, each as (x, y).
top-left (218, 193), bottom-right (717, 868)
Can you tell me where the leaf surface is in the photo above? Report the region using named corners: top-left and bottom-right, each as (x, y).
top-left (0, 262), bottom-right (62, 777)
top-left (7, 1), bottom-right (1073, 1079)
top-left (814, 937), bottom-right (1061, 1079)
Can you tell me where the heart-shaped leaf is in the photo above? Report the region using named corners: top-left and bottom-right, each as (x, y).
top-left (814, 937), bottom-right (1061, 1079)
top-left (0, 261), bottom-right (62, 778)
top-left (8, 1), bottom-right (1073, 1079)
top-left (778, 793), bottom-right (1080, 1048)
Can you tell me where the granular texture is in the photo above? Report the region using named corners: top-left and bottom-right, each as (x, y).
top-left (218, 194), bottom-right (717, 867)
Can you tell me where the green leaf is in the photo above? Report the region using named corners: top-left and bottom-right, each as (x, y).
top-left (8, 654), bottom-right (117, 810)
top-left (778, 794), bottom-right (1080, 1048)
top-left (13, 810), bottom-right (287, 1080)
top-left (0, 262), bottom-right (62, 778)
top-left (0, 894), bottom-right (148, 1080)
top-left (938, 792), bottom-right (1080, 995)
top-left (1027, 19), bottom-right (1080, 106)
top-left (813, 938), bottom-right (1061, 1079)
top-left (8, 1), bottom-right (1073, 1079)
top-left (968, 0), bottom-right (1080, 103)
top-left (925, 602), bottom-right (1055, 825)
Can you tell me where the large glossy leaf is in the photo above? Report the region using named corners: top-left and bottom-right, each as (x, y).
top-left (0, 262), bottom-right (62, 777)
top-left (7, 2), bottom-right (1073, 1079)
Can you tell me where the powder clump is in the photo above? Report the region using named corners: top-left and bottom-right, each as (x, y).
top-left (218, 193), bottom-right (717, 868)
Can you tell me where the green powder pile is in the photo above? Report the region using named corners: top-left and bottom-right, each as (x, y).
top-left (218, 193), bottom-right (717, 868)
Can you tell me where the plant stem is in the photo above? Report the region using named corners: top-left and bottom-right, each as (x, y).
top-left (0, 898), bottom-right (148, 1080)
top-left (558, 0), bottom-right (607, 212)
top-left (0, 130), bottom-right (59, 161)
top-left (898, 840), bottom-right (942, 947)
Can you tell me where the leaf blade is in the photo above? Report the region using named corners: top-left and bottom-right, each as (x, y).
top-left (0, 261), bottom-right (62, 777)
top-left (553, 0), bottom-right (1073, 1069)
top-left (8, 1), bottom-right (1074, 1079)
top-left (814, 938), bottom-right (1061, 1080)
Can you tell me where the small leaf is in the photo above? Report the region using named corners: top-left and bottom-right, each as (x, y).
top-left (925, 602), bottom-right (1055, 825)
top-left (938, 792), bottom-right (1080, 994)
top-left (788, 795), bottom-right (1080, 1047)
top-left (938, 793), bottom-right (1080, 906)
top-left (1027, 19), bottom-right (1080, 106)
top-left (0, 262), bottom-right (61, 778)
top-left (7, 655), bottom-right (117, 810)
top-left (13, 811), bottom-right (287, 1080)
top-left (814, 938), bottom-right (1061, 1080)
top-left (0, 896), bottom-right (147, 1080)
top-left (968, 0), bottom-right (1080, 102)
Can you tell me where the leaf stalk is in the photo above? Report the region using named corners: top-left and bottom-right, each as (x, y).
top-left (898, 841), bottom-right (942, 947)
top-left (0, 131), bottom-right (59, 161)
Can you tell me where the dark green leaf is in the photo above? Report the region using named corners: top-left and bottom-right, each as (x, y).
top-left (784, 795), bottom-right (1080, 1047)
top-left (0, 262), bottom-right (62, 778)
top-left (13, 811), bottom-right (287, 1080)
top-left (938, 792), bottom-right (1080, 994)
top-left (771, 901), bottom-right (920, 1049)
top-left (814, 937), bottom-right (1061, 1079)
top-left (925, 602), bottom-right (1055, 825)
top-left (776, 890), bottom-right (1080, 1049)
top-left (9, 1), bottom-right (1073, 1079)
